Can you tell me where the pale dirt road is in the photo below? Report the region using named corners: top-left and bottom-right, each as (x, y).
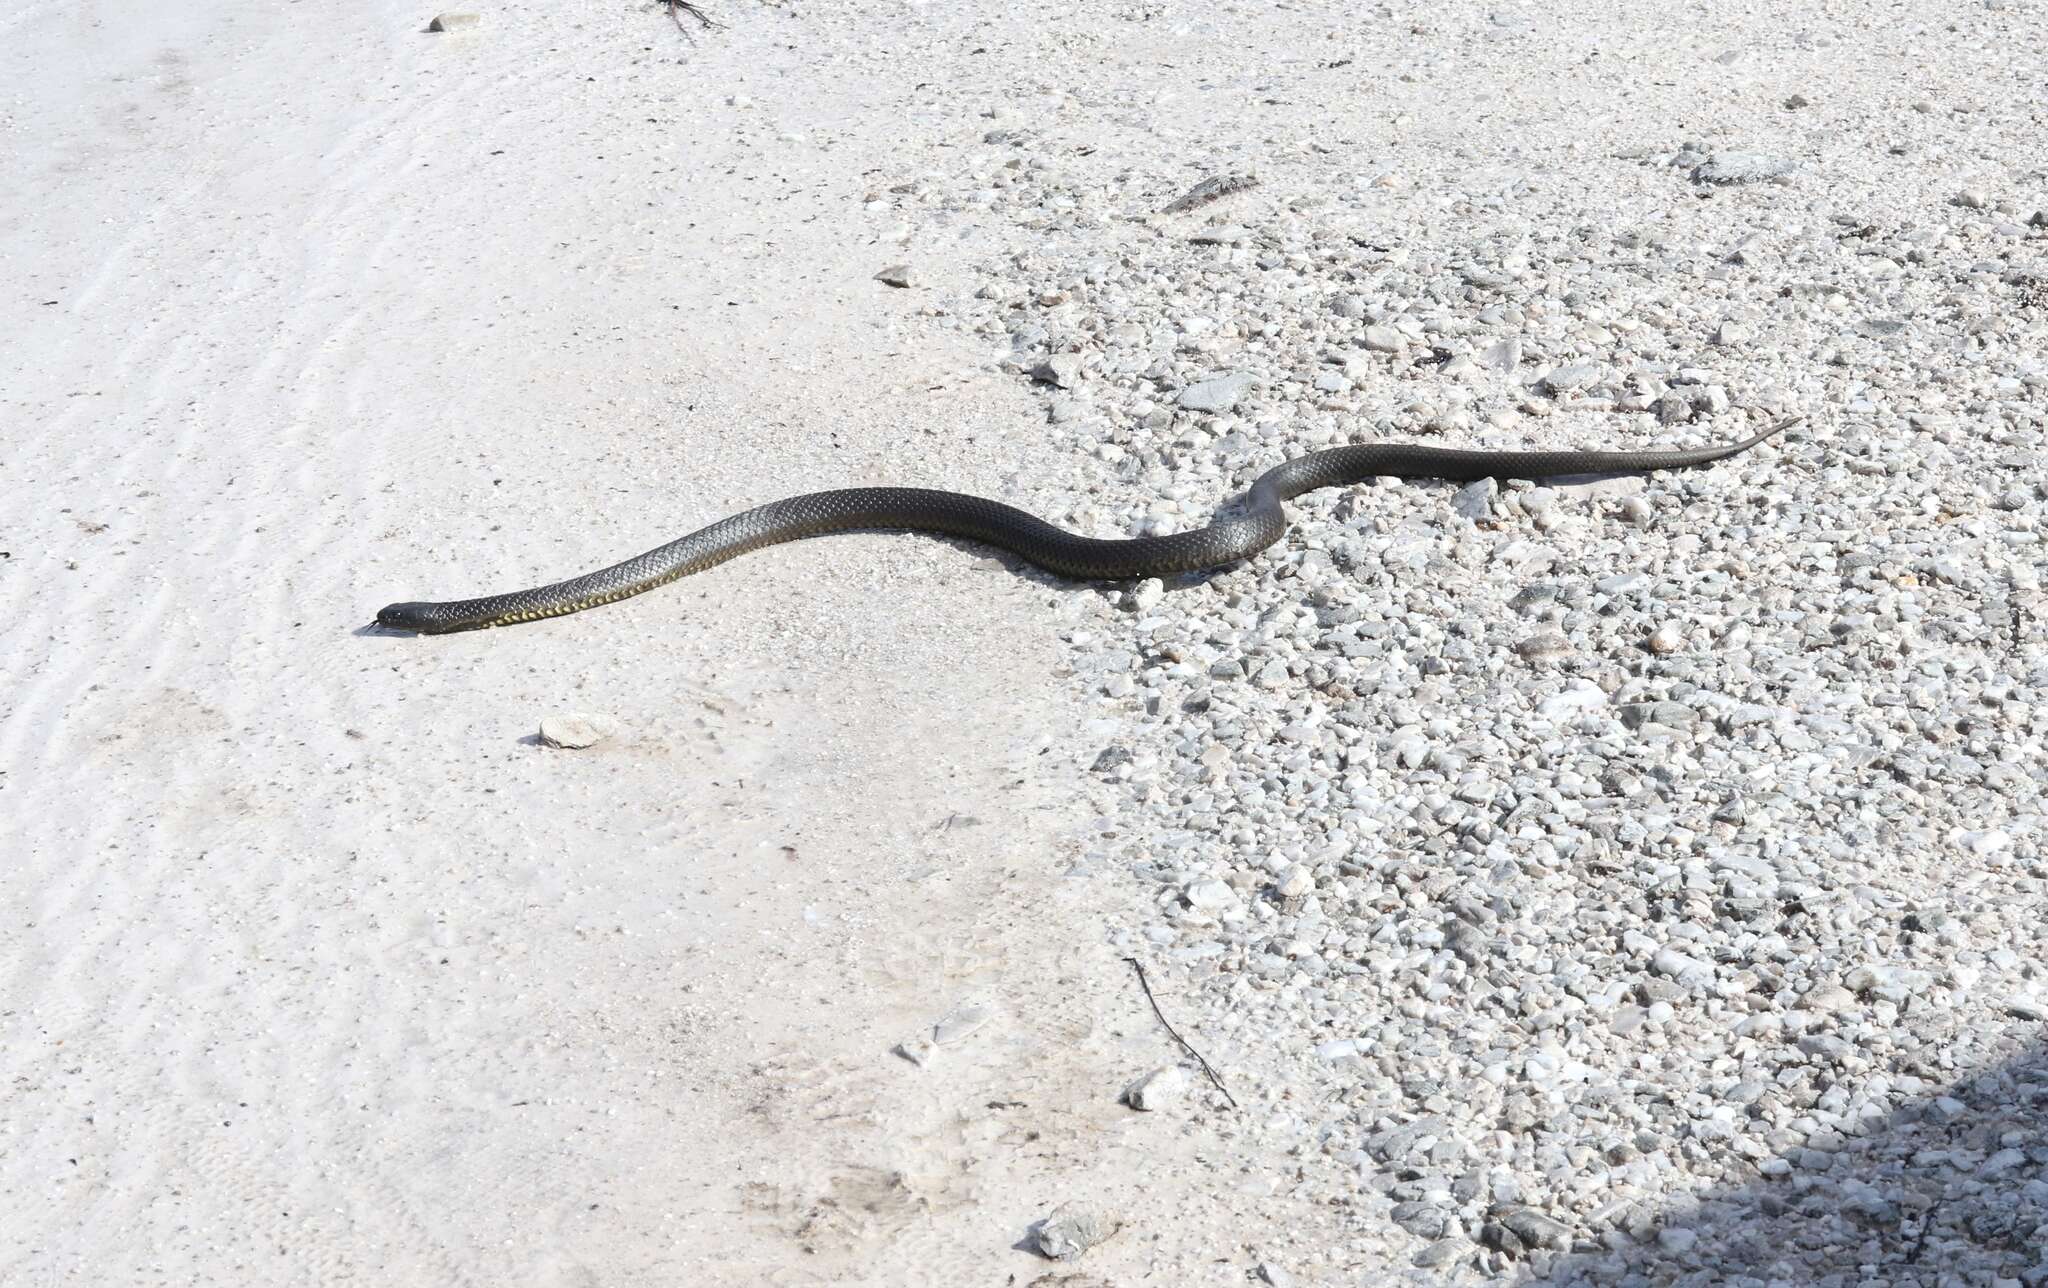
top-left (1, 3), bottom-right (1315, 1282)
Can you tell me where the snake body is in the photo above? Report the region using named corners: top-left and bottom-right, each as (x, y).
top-left (376, 419), bottom-right (1792, 633)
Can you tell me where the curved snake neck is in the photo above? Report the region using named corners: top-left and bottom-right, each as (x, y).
top-left (376, 419), bottom-right (1795, 634)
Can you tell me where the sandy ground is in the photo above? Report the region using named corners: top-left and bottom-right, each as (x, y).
top-left (2, 2), bottom-right (1322, 1282)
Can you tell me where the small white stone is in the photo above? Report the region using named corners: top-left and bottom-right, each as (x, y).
top-left (1652, 947), bottom-right (1713, 986)
top-left (1658, 1227), bottom-right (1699, 1255)
top-left (1799, 983), bottom-right (1858, 1015)
top-left (1540, 362), bottom-right (1602, 393)
top-left (538, 713), bottom-right (611, 749)
top-left (1030, 1202), bottom-right (1116, 1260)
top-left (1844, 964), bottom-right (1932, 1004)
top-left (1177, 371), bottom-right (1255, 413)
top-left (1033, 353), bottom-right (1084, 388)
top-left (1691, 151), bottom-right (1796, 185)
top-left (1126, 578), bottom-right (1166, 612)
top-left (1516, 632), bottom-right (1574, 664)
top-left (2005, 994), bottom-right (2048, 1021)
top-left (893, 1034), bottom-right (936, 1066)
top-left (1123, 1064), bottom-right (1191, 1111)
top-left (1452, 478), bottom-right (1496, 522)
top-left (1183, 878), bottom-right (1237, 910)
top-left (425, 12), bottom-right (479, 31)
top-left (1537, 683), bottom-right (1606, 718)
top-left (1950, 828), bottom-right (2010, 855)
top-left (1647, 623), bottom-right (1685, 654)
top-left (933, 1003), bottom-right (993, 1045)
top-left (1478, 337), bottom-right (1522, 373)
top-left (1980, 1147), bottom-right (2027, 1177)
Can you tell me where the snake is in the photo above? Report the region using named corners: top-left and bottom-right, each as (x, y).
top-left (375, 417), bottom-right (1795, 634)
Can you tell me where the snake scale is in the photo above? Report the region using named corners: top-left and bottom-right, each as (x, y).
top-left (375, 418), bottom-right (1794, 634)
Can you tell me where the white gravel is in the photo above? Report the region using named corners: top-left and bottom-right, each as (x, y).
top-left (882, 0), bottom-right (2048, 1281)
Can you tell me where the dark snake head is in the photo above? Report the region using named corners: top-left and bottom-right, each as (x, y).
top-left (374, 602), bottom-right (438, 633)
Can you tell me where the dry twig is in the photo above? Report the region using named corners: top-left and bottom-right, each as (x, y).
top-left (1123, 956), bottom-right (1238, 1109)
top-left (661, 0), bottom-right (718, 33)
